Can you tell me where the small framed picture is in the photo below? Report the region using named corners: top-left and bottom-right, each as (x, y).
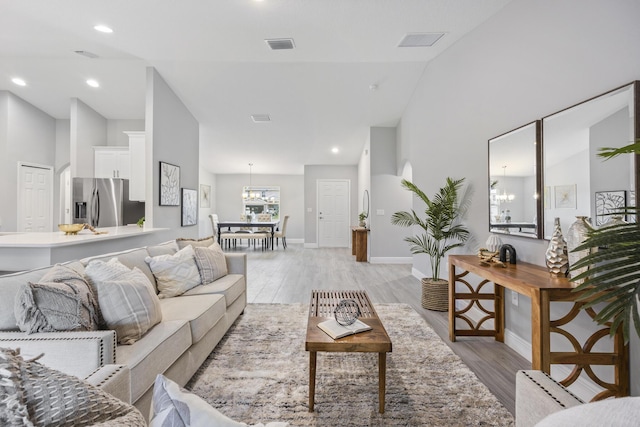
top-left (181, 188), bottom-right (198, 226)
top-left (554, 184), bottom-right (576, 209)
top-left (595, 190), bottom-right (626, 226)
top-left (200, 184), bottom-right (211, 208)
top-left (159, 162), bottom-right (180, 206)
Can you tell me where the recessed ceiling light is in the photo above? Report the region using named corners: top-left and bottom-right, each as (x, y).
top-left (398, 32), bottom-right (445, 47)
top-left (11, 77), bottom-right (26, 86)
top-left (251, 114), bottom-right (271, 123)
top-left (86, 79), bottom-right (100, 88)
top-left (331, 147), bottom-right (339, 154)
top-left (94, 25), bottom-right (113, 34)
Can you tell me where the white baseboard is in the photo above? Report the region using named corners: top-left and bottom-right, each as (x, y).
top-left (370, 257), bottom-right (412, 264)
top-left (284, 238), bottom-right (304, 244)
top-left (304, 242), bottom-right (318, 249)
top-left (461, 303), bottom-right (605, 402)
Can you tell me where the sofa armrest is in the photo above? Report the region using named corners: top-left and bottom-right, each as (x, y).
top-left (225, 253), bottom-right (247, 276)
top-left (515, 370), bottom-right (584, 427)
top-left (86, 364), bottom-right (131, 404)
top-left (0, 330), bottom-right (116, 379)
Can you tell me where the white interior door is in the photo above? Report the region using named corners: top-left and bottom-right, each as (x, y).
top-left (60, 167), bottom-right (71, 224)
top-left (18, 163), bottom-right (53, 232)
top-left (318, 179), bottom-right (350, 247)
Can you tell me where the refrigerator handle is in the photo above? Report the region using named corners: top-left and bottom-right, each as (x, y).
top-left (94, 188), bottom-right (100, 227)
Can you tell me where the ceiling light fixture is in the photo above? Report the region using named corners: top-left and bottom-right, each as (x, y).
top-left (331, 147), bottom-right (339, 154)
top-left (11, 77), bottom-right (26, 87)
top-left (86, 79), bottom-right (100, 88)
top-left (94, 25), bottom-right (113, 33)
top-left (496, 165), bottom-right (515, 203)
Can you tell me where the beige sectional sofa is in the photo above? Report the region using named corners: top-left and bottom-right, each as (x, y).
top-left (0, 239), bottom-right (247, 419)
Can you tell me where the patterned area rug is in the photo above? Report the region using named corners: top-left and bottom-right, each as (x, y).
top-left (186, 303), bottom-right (514, 426)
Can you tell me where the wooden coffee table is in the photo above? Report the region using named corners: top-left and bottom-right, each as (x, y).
top-left (305, 290), bottom-right (392, 413)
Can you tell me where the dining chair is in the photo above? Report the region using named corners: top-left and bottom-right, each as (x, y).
top-left (273, 215), bottom-right (289, 249)
top-left (210, 214), bottom-right (236, 248)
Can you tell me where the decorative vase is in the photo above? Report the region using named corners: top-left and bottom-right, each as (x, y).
top-left (359, 220), bottom-right (366, 227)
top-left (485, 235), bottom-right (503, 252)
top-left (545, 217), bottom-right (568, 276)
top-left (566, 216), bottom-right (592, 283)
top-left (603, 215), bottom-right (627, 228)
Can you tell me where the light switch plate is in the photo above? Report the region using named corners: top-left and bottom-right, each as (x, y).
top-left (511, 291), bottom-right (518, 307)
top-left (376, 209), bottom-right (385, 215)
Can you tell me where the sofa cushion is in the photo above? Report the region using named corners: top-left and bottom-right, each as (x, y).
top-left (145, 245), bottom-right (201, 298)
top-left (160, 294), bottom-right (226, 343)
top-left (0, 270), bottom-right (47, 329)
top-left (14, 264), bottom-right (99, 334)
top-left (183, 274), bottom-right (245, 308)
top-left (176, 235), bottom-right (215, 250)
top-left (150, 374), bottom-right (289, 427)
top-left (536, 396), bottom-right (640, 426)
top-left (147, 240), bottom-right (179, 257)
top-left (85, 259), bottom-right (162, 345)
top-left (193, 243), bottom-right (228, 284)
top-left (117, 319), bottom-right (192, 403)
top-left (0, 347), bottom-right (146, 426)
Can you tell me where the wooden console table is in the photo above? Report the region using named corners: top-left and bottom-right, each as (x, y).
top-left (448, 255), bottom-right (628, 401)
top-left (351, 226), bottom-right (369, 262)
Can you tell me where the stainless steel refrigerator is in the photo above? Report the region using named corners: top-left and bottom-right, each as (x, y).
top-left (72, 178), bottom-right (145, 227)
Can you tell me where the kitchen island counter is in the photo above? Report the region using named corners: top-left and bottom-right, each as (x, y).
top-left (0, 226), bottom-right (170, 272)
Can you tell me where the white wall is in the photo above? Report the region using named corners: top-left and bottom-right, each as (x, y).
top-left (70, 98), bottom-right (107, 178)
top-left (198, 168), bottom-right (216, 238)
top-left (0, 91), bottom-right (56, 231)
top-left (304, 165), bottom-right (358, 245)
top-left (107, 119), bottom-right (144, 147)
top-left (146, 67), bottom-right (199, 239)
top-left (399, 0), bottom-right (640, 395)
top-left (368, 127), bottom-right (412, 261)
top-left (214, 174), bottom-right (304, 241)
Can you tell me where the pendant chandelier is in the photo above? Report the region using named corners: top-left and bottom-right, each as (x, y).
top-left (497, 165), bottom-right (515, 203)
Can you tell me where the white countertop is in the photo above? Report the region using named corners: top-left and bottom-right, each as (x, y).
top-left (0, 225), bottom-right (168, 248)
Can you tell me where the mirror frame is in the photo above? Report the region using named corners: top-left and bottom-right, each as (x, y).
top-left (363, 189), bottom-right (370, 218)
top-left (541, 81), bottom-right (639, 239)
top-left (488, 121), bottom-right (543, 239)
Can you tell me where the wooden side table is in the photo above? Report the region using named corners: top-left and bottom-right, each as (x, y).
top-left (351, 226), bottom-right (369, 262)
top-left (448, 255), bottom-right (629, 401)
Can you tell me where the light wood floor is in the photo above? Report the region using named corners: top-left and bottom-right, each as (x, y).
top-left (231, 242), bottom-right (530, 416)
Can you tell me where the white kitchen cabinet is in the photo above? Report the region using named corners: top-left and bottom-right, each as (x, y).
top-left (94, 147), bottom-right (130, 179)
top-left (124, 131), bottom-right (145, 201)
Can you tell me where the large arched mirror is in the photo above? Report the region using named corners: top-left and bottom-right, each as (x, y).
top-left (542, 82), bottom-right (639, 238)
top-left (488, 121), bottom-right (542, 238)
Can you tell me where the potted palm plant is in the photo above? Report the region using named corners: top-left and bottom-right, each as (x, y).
top-left (391, 177), bottom-right (471, 311)
top-left (570, 139), bottom-right (640, 344)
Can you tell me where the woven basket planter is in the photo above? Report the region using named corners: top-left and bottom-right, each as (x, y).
top-left (421, 278), bottom-right (449, 311)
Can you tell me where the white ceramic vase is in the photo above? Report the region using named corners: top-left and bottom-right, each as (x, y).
top-left (485, 235), bottom-right (503, 252)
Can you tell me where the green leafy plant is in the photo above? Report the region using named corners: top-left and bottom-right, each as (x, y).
top-left (359, 211), bottom-right (367, 221)
top-left (570, 139), bottom-right (640, 344)
top-left (391, 177), bottom-right (471, 280)
top-left (136, 216), bottom-right (145, 228)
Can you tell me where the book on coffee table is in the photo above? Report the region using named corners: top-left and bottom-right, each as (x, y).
top-left (317, 318), bottom-right (372, 339)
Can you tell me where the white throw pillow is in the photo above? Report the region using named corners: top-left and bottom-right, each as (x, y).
top-left (149, 375), bottom-right (288, 427)
top-left (145, 245), bottom-right (201, 298)
top-left (85, 258), bottom-right (162, 345)
top-left (193, 243), bottom-right (228, 284)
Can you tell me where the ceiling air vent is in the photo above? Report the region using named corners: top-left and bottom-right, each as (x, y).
top-left (74, 50), bottom-right (99, 58)
top-left (251, 114), bottom-right (271, 123)
top-left (265, 38), bottom-right (295, 50)
top-left (398, 32), bottom-right (445, 47)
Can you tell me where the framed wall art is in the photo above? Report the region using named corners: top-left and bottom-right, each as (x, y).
top-left (159, 162), bottom-right (180, 206)
top-left (181, 188), bottom-right (198, 226)
top-left (200, 184), bottom-right (211, 208)
top-left (554, 184), bottom-right (576, 209)
top-left (595, 190), bottom-right (626, 226)
top-left (629, 190), bottom-right (636, 223)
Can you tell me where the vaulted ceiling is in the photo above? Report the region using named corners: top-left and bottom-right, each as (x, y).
top-left (0, 0), bottom-right (511, 174)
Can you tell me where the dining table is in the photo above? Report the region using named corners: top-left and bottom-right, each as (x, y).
top-left (217, 220), bottom-right (280, 250)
